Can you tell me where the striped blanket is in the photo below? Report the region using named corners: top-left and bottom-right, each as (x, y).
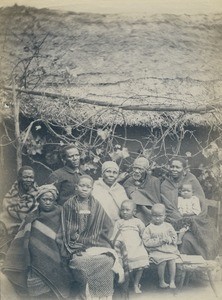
top-left (57, 195), bottom-right (118, 298)
top-left (2, 206), bottom-right (72, 299)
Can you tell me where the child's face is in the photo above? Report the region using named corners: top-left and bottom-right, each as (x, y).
top-left (151, 209), bottom-right (165, 225)
top-left (76, 178), bottom-right (93, 199)
top-left (38, 192), bottom-right (55, 212)
top-left (180, 184), bottom-right (193, 199)
top-left (120, 202), bottom-right (135, 220)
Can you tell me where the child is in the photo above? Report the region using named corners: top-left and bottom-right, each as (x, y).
top-left (178, 183), bottom-right (201, 216)
top-left (112, 200), bottom-right (149, 294)
top-left (143, 203), bottom-right (179, 289)
top-left (177, 183), bottom-right (201, 243)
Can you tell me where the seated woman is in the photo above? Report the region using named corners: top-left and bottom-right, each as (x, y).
top-left (2, 184), bottom-right (72, 299)
top-left (123, 157), bottom-right (161, 225)
top-left (92, 161), bottom-right (128, 224)
top-left (0, 166), bottom-right (38, 254)
top-left (161, 156), bottom-right (219, 260)
top-left (58, 175), bottom-right (124, 300)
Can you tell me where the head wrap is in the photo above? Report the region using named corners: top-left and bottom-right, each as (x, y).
top-left (36, 184), bottom-right (58, 201)
top-left (133, 157), bottom-right (149, 170)
top-left (17, 165), bottom-right (35, 181)
top-left (102, 161), bottom-right (119, 174)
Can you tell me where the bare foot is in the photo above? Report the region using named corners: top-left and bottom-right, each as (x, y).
top-left (169, 282), bottom-right (176, 289)
top-left (134, 284), bottom-right (142, 294)
top-left (159, 282), bottom-right (169, 288)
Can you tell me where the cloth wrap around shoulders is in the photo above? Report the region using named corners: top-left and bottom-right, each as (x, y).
top-left (2, 206), bottom-right (72, 299)
top-left (57, 195), bottom-right (119, 298)
top-left (161, 172), bottom-right (220, 260)
top-left (123, 174), bottom-right (161, 224)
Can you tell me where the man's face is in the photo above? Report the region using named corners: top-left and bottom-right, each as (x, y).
top-left (65, 148), bottom-right (80, 169)
top-left (132, 166), bottom-right (146, 181)
top-left (21, 170), bottom-right (35, 191)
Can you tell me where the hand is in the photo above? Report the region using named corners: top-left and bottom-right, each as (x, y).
top-left (118, 269), bottom-right (125, 284)
top-left (162, 236), bottom-right (172, 244)
top-left (117, 172), bottom-right (129, 183)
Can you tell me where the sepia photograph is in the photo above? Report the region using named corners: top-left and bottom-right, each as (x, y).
top-left (0, 0), bottom-right (222, 299)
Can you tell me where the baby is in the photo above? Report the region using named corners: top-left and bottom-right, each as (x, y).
top-left (177, 183), bottom-right (201, 244)
top-left (143, 203), bottom-right (179, 289)
top-left (112, 200), bottom-right (149, 294)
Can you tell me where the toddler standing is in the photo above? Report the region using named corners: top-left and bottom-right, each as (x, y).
top-left (143, 203), bottom-right (179, 289)
top-left (112, 200), bottom-right (149, 294)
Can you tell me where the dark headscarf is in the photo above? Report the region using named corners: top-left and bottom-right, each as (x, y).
top-left (35, 184), bottom-right (58, 201)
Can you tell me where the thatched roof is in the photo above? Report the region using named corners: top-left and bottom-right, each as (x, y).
top-left (0, 5), bottom-right (222, 127)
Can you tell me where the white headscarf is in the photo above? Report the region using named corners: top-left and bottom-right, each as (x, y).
top-left (102, 161), bottom-right (119, 174)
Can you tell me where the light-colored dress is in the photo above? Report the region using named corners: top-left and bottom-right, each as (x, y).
top-left (112, 218), bottom-right (149, 270)
top-left (92, 178), bottom-right (128, 224)
top-left (143, 222), bottom-right (179, 264)
top-left (178, 195), bottom-right (201, 216)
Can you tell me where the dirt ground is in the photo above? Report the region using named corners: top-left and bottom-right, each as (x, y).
top-left (123, 268), bottom-right (222, 300)
top-left (1, 266), bottom-right (222, 300)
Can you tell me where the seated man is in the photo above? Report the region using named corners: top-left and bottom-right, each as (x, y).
top-left (123, 157), bottom-right (161, 225)
top-left (0, 166), bottom-right (38, 254)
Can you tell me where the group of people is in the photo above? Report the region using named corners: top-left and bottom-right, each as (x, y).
top-left (0, 144), bottom-right (220, 299)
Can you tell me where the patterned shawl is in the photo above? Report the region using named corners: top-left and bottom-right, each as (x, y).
top-left (0, 181), bottom-right (38, 235)
top-left (2, 206), bottom-right (72, 299)
top-left (58, 195), bottom-right (113, 258)
top-left (161, 172), bottom-right (219, 259)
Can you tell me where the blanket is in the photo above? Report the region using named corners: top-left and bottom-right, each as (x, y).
top-left (161, 172), bottom-right (220, 259)
top-left (123, 174), bottom-right (161, 224)
top-left (2, 206), bottom-right (72, 299)
top-left (0, 181), bottom-right (38, 236)
top-left (58, 195), bottom-right (113, 257)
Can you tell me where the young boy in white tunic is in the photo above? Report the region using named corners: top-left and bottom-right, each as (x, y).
top-left (143, 204), bottom-right (179, 289)
top-left (112, 200), bottom-right (149, 294)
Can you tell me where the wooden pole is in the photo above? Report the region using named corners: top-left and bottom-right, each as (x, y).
top-left (3, 85), bottom-right (222, 114)
top-left (13, 78), bottom-right (22, 171)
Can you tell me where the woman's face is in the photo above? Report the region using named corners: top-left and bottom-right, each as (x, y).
top-left (103, 169), bottom-right (119, 187)
top-left (38, 192), bottom-right (55, 212)
top-left (170, 160), bottom-right (184, 179)
top-left (21, 170), bottom-right (35, 191)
